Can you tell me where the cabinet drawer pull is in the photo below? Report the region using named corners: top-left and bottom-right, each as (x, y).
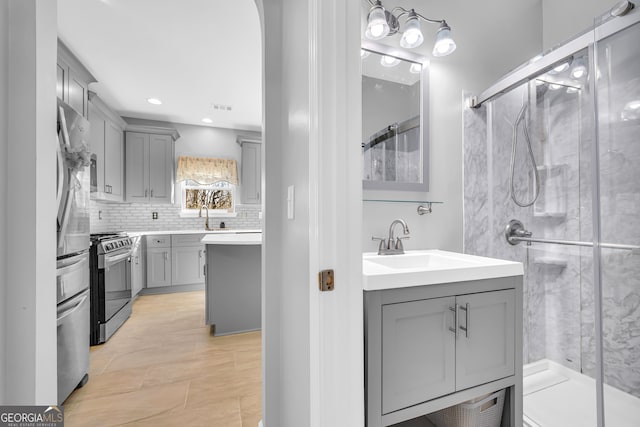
top-left (459, 303), bottom-right (469, 338)
top-left (449, 304), bottom-right (458, 337)
top-left (145, 189), bottom-right (148, 198)
top-left (150, 189), bottom-right (154, 197)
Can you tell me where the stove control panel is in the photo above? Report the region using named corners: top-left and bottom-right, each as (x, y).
top-left (101, 237), bottom-right (132, 254)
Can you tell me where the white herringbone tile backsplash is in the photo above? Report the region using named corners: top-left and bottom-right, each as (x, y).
top-left (90, 200), bottom-right (262, 233)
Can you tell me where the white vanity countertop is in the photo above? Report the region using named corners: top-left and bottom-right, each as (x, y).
top-left (363, 249), bottom-right (523, 291)
top-left (201, 232), bottom-right (262, 245)
top-left (127, 229), bottom-right (261, 237)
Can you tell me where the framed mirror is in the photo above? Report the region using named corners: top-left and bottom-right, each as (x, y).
top-left (361, 41), bottom-right (429, 192)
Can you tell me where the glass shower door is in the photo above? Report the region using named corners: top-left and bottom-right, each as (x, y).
top-left (594, 18), bottom-right (640, 426)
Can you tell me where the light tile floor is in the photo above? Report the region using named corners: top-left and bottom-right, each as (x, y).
top-left (64, 290), bottom-right (261, 427)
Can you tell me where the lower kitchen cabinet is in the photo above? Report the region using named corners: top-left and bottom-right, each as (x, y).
top-left (171, 246), bottom-right (205, 285)
top-left (365, 277), bottom-right (521, 427)
top-left (145, 234), bottom-right (205, 290)
top-left (146, 235), bottom-right (171, 288)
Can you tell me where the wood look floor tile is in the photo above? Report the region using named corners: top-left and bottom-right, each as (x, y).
top-left (64, 291), bottom-right (261, 426)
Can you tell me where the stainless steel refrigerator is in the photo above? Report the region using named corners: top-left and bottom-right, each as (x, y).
top-left (56, 99), bottom-right (91, 404)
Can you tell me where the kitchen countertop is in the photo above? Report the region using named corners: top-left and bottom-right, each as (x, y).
top-left (201, 232), bottom-right (262, 245)
top-left (126, 229), bottom-right (261, 237)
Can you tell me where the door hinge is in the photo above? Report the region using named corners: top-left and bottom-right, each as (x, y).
top-left (319, 269), bottom-right (334, 292)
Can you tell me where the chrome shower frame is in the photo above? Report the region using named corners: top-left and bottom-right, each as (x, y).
top-left (471, 6), bottom-right (640, 427)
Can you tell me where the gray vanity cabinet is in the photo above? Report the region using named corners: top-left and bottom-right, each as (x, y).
top-left (365, 277), bottom-right (521, 427)
top-left (382, 296), bottom-right (456, 414)
top-left (455, 289), bottom-right (515, 390)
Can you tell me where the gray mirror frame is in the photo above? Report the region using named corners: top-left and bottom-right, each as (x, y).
top-left (361, 40), bottom-right (430, 192)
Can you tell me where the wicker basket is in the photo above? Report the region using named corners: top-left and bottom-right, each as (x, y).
top-left (426, 389), bottom-right (505, 427)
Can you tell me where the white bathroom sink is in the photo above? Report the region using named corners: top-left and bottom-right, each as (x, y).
top-left (362, 250), bottom-right (523, 291)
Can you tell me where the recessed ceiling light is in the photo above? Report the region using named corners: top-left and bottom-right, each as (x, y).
top-left (202, 118), bottom-right (213, 124)
top-left (147, 98), bottom-right (162, 105)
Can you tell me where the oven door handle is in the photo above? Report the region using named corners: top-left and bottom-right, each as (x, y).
top-left (57, 290), bottom-right (89, 326)
top-left (104, 251), bottom-right (132, 268)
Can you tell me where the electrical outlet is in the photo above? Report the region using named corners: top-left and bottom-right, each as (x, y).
top-left (152, 212), bottom-right (158, 220)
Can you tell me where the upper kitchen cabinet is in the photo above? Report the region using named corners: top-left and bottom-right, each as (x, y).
top-left (89, 93), bottom-right (127, 202)
top-left (125, 126), bottom-right (180, 204)
top-left (57, 40), bottom-right (96, 118)
top-left (238, 138), bottom-right (262, 204)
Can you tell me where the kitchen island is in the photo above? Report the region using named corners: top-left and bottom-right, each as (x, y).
top-left (202, 232), bottom-right (262, 336)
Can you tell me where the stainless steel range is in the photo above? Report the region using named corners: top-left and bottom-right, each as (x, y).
top-left (90, 232), bottom-right (133, 345)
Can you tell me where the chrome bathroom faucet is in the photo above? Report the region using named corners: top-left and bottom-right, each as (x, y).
top-left (372, 219), bottom-right (410, 255)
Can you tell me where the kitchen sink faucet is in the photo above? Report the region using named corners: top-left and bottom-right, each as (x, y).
top-left (372, 219), bottom-right (410, 255)
top-left (201, 205), bottom-right (212, 230)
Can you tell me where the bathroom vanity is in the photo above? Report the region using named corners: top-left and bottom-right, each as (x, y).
top-left (363, 250), bottom-right (523, 427)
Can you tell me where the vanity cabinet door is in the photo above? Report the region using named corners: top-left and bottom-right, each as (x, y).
top-left (381, 296), bottom-right (456, 414)
top-left (455, 289), bottom-right (515, 390)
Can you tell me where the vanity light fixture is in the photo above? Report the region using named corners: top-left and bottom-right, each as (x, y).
top-left (570, 59), bottom-right (587, 79)
top-left (361, 49), bottom-right (371, 59)
top-left (380, 55), bottom-right (400, 67)
top-left (202, 118), bottom-right (213, 124)
top-left (409, 63), bottom-right (422, 74)
top-left (364, 0), bottom-right (456, 56)
top-left (147, 97), bottom-right (162, 105)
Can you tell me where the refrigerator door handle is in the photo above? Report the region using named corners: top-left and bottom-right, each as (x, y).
top-left (57, 290), bottom-right (89, 326)
top-left (56, 134), bottom-right (64, 215)
top-left (56, 253), bottom-right (88, 276)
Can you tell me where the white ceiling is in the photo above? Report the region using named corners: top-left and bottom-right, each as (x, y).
top-left (57, 0), bottom-right (262, 132)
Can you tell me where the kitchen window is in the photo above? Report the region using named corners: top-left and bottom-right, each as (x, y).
top-left (176, 155), bottom-right (238, 217)
top-left (180, 180), bottom-right (237, 217)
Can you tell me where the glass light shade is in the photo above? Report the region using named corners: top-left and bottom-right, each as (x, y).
top-left (432, 23), bottom-right (456, 57)
top-left (566, 86), bottom-right (579, 94)
top-left (549, 83), bottom-right (562, 90)
top-left (380, 55), bottom-right (400, 67)
top-left (400, 14), bottom-right (424, 48)
top-left (366, 5), bottom-right (389, 40)
top-left (361, 49), bottom-right (370, 59)
top-left (551, 62), bottom-right (569, 73)
top-left (409, 63), bottom-right (422, 74)
top-left (570, 60), bottom-right (587, 79)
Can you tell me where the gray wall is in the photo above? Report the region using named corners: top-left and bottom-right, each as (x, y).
top-left (542, 0), bottom-right (616, 49)
top-left (260, 0), bottom-right (310, 423)
top-left (0, 0), bottom-right (8, 405)
top-left (362, 0), bottom-right (543, 254)
top-left (5, 0), bottom-right (58, 404)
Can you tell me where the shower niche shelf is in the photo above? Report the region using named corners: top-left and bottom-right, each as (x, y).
top-left (532, 256), bottom-right (567, 269)
top-left (533, 164), bottom-right (568, 219)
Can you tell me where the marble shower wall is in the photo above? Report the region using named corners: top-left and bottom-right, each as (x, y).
top-left (464, 51), bottom-right (640, 397)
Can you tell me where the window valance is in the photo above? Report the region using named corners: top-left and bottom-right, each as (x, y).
top-left (176, 156), bottom-right (238, 185)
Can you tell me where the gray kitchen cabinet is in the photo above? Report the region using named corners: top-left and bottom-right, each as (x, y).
top-left (146, 236), bottom-right (171, 288)
top-left (57, 40), bottom-right (96, 118)
top-left (89, 93), bottom-right (126, 202)
top-left (365, 277), bottom-right (521, 427)
top-left (125, 126), bottom-right (179, 204)
top-left (171, 234), bottom-right (205, 286)
top-left (144, 234), bottom-right (205, 290)
top-left (239, 138), bottom-right (261, 204)
top-left (130, 236), bottom-right (144, 297)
